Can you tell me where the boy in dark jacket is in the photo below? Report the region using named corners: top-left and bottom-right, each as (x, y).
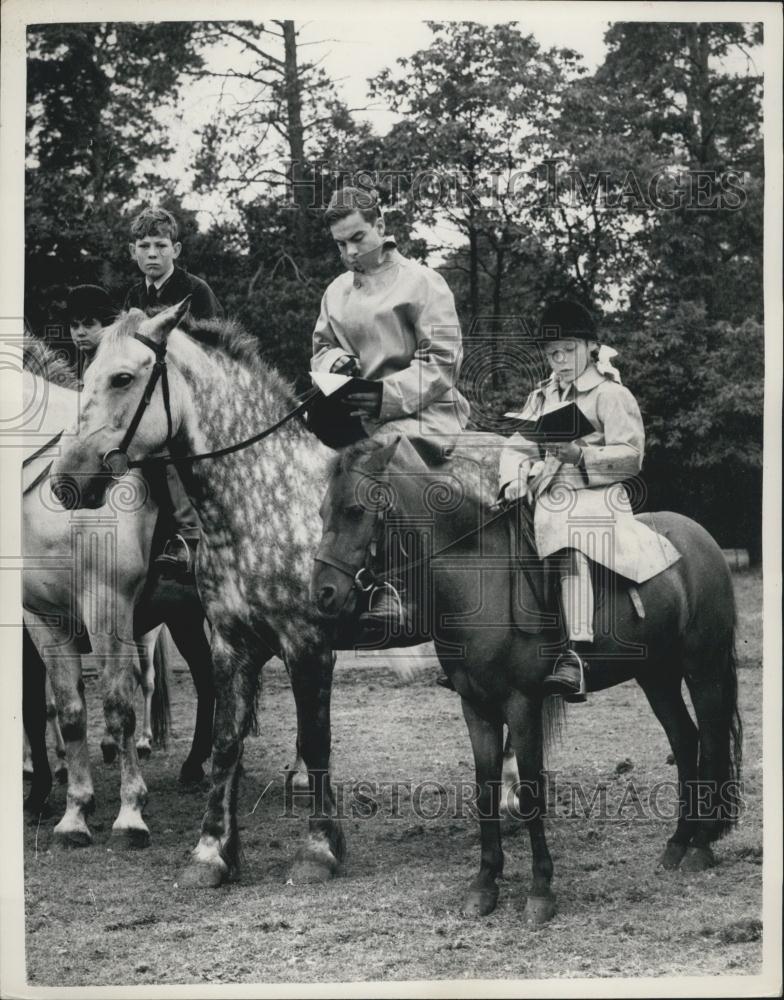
top-left (124, 207), bottom-right (223, 319)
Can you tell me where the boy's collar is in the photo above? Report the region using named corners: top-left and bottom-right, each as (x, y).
top-left (146, 264), bottom-right (176, 290)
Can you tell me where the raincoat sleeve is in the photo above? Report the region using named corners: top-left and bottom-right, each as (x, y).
top-left (580, 384), bottom-right (644, 486)
top-left (377, 271), bottom-right (463, 421)
top-left (311, 290), bottom-right (352, 374)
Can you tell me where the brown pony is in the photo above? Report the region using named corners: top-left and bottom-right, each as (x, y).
top-left (312, 433), bottom-right (742, 921)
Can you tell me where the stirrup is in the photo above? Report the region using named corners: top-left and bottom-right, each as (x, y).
top-left (359, 582), bottom-right (405, 626)
top-left (542, 649), bottom-right (588, 703)
top-left (155, 533), bottom-right (194, 578)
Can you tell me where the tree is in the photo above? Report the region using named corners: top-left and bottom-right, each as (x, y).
top-left (596, 22), bottom-right (764, 323)
top-left (25, 21), bottom-right (204, 325)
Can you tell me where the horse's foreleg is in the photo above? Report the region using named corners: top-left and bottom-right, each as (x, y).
top-left (460, 698), bottom-right (504, 917)
top-left (182, 627), bottom-right (268, 888)
top-left (166, 603), bottom-right (215, 785)
top-left (286, 644), bottom-right (345, 884)
top-left (27, 618), bottom-right (94, 846)
top-left (91, 612), bottom-right (150, 849)
top-left (505, 691), bottom-right (556, 924)
top-left (134, 628), bottom-right (158, 759)
top-left (45, 673), bottom-right (68, 785)
top-left (637, 672), bottom-right (699, 869)
top-left (22, 625), bottom-right (53, 815)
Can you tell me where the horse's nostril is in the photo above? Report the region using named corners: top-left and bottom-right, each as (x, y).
top-left (318, 585), bottom-right (337, 614)
top-left (51, 477), bottom-right (80, 510)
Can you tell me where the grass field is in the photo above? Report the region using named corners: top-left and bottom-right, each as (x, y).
top-left (22, 571), bottom-right (765, 987)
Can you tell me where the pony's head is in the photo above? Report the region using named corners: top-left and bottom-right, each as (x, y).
top-left (312, 433), bottom-right (421, 623)
top-left (50, 298), bottom-right (191, 509)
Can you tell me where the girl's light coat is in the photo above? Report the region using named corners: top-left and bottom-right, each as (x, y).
top-left (499, 365), bottom-right (681, 583)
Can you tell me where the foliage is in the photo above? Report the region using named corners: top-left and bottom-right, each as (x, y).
top-left (23, 19), bottom-right (765, 558)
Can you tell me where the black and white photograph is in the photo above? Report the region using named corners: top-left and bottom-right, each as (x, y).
top-left (0, 1), bottom-right (781, 996)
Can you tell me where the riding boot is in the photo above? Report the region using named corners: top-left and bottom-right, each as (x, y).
top-left (358, 582), bottom-right (406, 632)
top-left (543, 550), bottom-right (594, 703)
top-left (543, 643), bottom-right (590, 701)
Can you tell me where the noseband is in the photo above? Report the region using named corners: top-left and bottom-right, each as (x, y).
top-left (101, 333), bottom-right (173, 478)
top-left (314, 509), bottom-right (384, 600)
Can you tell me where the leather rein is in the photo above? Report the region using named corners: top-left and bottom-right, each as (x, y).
top-left (101, 333), bottom-right (320, 479)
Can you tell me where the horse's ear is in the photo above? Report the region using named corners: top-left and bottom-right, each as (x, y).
top-left (361, 433), bottom-right (402, 473)
top-left (139, 296), bottom-right (192, 343)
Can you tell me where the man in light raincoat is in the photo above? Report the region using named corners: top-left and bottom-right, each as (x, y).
top-left (311, 186), bottom-right (470, 628)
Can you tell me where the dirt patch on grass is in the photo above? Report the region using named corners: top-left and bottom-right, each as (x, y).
top-left (23, 576), bottom-right (764, 987)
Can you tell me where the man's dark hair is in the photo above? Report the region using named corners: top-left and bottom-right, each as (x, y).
top-left (324, 186), bottom-right (381, 227)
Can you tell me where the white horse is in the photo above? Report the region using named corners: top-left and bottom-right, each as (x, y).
top-left (23, 340), bottom-right (171, 844)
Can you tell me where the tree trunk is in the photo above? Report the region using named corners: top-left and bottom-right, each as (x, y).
top-left (282, 21), bottom-right (307, 230)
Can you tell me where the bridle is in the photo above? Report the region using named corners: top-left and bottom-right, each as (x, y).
top-left (100, 332), bottom-right (320, 479)
top-left (313, 471), bottom-right (515, 617)
top-left (101, 333), bottom-right (172, 478)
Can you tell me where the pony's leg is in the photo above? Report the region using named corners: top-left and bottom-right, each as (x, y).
top-left (22, 625), bottom-right (53, 816)
top-left (26, 617), bottom-right (95, 846)
top-left (505, 691), bottom-right (556, 924)
top-left (182, 627), bottom-right (269, 887)
top-left (166, 606), bottom-right (215, 785)
top-left (636, 672), bottom-right (699, 869)
top-left (283, 654), bottom-right (328, 796)
top-left (286, 643), bottom-right (345, 884)
top-left (460, 698), bottom-right (504, 917)
top-left (46, 674), bottom-right (68, 785)
top-left (134, 629), bottom-right (158, 759)
top-left (91, 617), bottom-right (150, 849)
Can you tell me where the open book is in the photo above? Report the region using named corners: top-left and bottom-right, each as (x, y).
top-left (305, 371), bottom-right (379, 449)
top-left (503, 400), bottom-right (596, 442)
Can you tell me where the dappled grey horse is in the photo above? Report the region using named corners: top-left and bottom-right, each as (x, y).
top-left (50, 303), bottom-right (343, 886)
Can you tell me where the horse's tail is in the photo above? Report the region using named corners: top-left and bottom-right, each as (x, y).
top-left (716, 619), bottom-right (743, 838)
top-left (542, 695), bottom-right (566, 764)
top-left (151, 628), bottom-right (172, 748)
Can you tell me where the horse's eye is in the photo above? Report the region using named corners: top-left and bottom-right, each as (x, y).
top-left (111, 373), bottom-right (134, 388)
top-left (345, 504), bottom-right (366, 520)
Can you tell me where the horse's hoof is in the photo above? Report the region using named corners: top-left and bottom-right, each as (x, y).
top-left (136, 743), bottom-right (152, 761)
top-left (681, 846), bottom-right (717, 872)
top-left (55, 767), bottom-right (68, 785)
top-left (53, 826), bottom-right (92, 849)
top-left (179, 861), bottom-right (227, 889)
top-left (288, 855), bottom-right (337, 885)
top-left (101, 744), bottom-right (118, 765)
top-left (463, 885), bottom-right (499, 917)
top-left (291, 772), bottom-right (311, 794)
top-left (110, 826), bottom-right (151, 850)
top-left (25, 798), bottom-right (55, 820)
top-left (523, 895), bottom-right (556, 925)
top-left (659, 841), bottom-right (688, 870)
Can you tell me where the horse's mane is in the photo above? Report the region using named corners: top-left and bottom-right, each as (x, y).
top-left (334, 433), bottom-right (501, 507)
top-left (22, 334), bottom-right (79, 389)
top-left (107, 310), bottom-right (297, 403)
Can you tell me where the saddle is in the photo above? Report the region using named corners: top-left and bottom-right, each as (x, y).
top-left (507, 502), bottom-right (646, 635)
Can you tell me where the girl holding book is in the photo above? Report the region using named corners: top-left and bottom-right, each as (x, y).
top-left (498, 299), bottom-right (680, 701)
